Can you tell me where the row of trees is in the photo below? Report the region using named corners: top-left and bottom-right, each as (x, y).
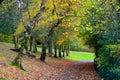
top-left (11, 0), bottom-right (77, 61)
top-left (0, 0), bottom-right (79, 69)
top-left (0, 0), bottom-right (84, 69)
top-left (0, 0), bottom-right (120, 79)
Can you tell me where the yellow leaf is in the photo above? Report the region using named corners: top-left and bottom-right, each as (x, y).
top-left (14, 23), bottom-right (25, 36)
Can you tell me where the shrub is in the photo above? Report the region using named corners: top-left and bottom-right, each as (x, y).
top-left (0, 34), bottom-right (12, 42)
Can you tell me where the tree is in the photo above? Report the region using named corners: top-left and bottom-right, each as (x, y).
top-left (0, 0), bottom-right (19, 43)
top-left (39, 0), bottom-right (79, 61)
top-left (75, 0), bottom-right (120, 79)
top-left (40, 18), bottom-right (62, 61)
top-left (12, 0), bottom-right (47, 69)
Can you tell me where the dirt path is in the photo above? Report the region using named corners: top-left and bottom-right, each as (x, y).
top-left (0, 57), bottom-right (101, 80)
top-left (54, 61), bottom-right (101, 80)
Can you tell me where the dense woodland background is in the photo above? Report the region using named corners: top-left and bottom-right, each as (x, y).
top-left (0, 0), bottom-right (120, 79)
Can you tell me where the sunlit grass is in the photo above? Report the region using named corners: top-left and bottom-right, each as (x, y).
top-left (0, 42), bottom-right (95, 62)
top-left (37, 47), bottom-right (95, 61)
top-left (65, 51), bottom-right (95, 61)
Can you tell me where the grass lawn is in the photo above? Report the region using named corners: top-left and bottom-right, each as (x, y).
top-left (37, 47), bottom-right (95, 61)
top-left (64, 51), bottom-right (95, 61)
top-left (0, 42), bottom-right (95, 62)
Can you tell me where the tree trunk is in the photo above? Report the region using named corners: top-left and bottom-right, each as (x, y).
top-left (58, 45), bottom-right (62, 57)
top-left (40, 44), bottom-right (47, 61)
top-left (33, 39), bottom-right (37, 53)
top-left (29, 36), bottom-right (33, 51)
top-left (66, 45), bottom-right (70, 56)
top-left (65, 49), bottom-right (68, 56)
top-left (68, 45), bottom-right (70, 54)
top-left (40, 19), bottom-right (62, 61)
top-left (54, 43), bottom-right (57, 58)
top-left (13, 35), bottom-right (19, 49)
top-left (12, 0), bottom-right (47, 69)
top-left (12, 46), bottom-right (25, 70)
top-left (62, 45), bottom-right (65, 57)
top-left (48, 37), bottom-right (53, 57)
top-left (40, 36), bottom-right (47, 61)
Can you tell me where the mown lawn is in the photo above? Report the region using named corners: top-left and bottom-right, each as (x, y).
top-left (37, 47), bottom-right (95, 61)
top-left (65, 51), bottom-right (95, 61)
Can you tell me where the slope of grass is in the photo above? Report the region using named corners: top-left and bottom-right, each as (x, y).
top-left (0, 42), bottom-right (99, 80)
top-left (0, 42), bottom-right (95, 62)
top-left (0, 42), bottom-right (17, 64)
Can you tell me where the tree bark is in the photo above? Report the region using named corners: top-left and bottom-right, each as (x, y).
top-left (33, 38), bottom-right (37, 53)
top-left (28, 0), bottom-right (47, 29)
top-left (48, 37), bottom-right (53, 56)
top-left (54, 43), bottom-right (58, 58)
top-left (13, 35), bottom-right (19, 49)
top-left (12, 32), bottom-right (29, 70)
top-left (12, 47), bottom-right (25, 70)
top-left (58, 45), bottom-right (62, 57)
top-left (40, 19), bottom-right (62, 61)
top-left (29, 36), bottom-right (33, 51)
top-left (12, 0), bottom-right (47, 69)
top-left (68, 45), bottom-right (70, 54)
top-left (65, 45), bottom-right (70, 56)
top-left (62, 45), bottom-right (65, 57)
top-left (40, 36), bottom-right (47, 61)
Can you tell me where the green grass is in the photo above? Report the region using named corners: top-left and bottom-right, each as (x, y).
top-left (64, 51), bottom-right (95, 61)
top-left (37, 47), bottom-right (95, 61)
top-left (0, 42), bottom-right (95, 62)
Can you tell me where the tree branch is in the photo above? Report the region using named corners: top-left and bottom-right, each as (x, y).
top-left (28, 0), bottom-right (47, 29)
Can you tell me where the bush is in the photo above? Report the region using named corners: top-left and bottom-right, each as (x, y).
top-left (0, 34), bottom-right (13, 42)
top-left (90, 24), bottom-right (120, 79)
top-left (94, 38), bottom-right (120, 79)
top-left (70, 40), bottom-right (93, 52)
